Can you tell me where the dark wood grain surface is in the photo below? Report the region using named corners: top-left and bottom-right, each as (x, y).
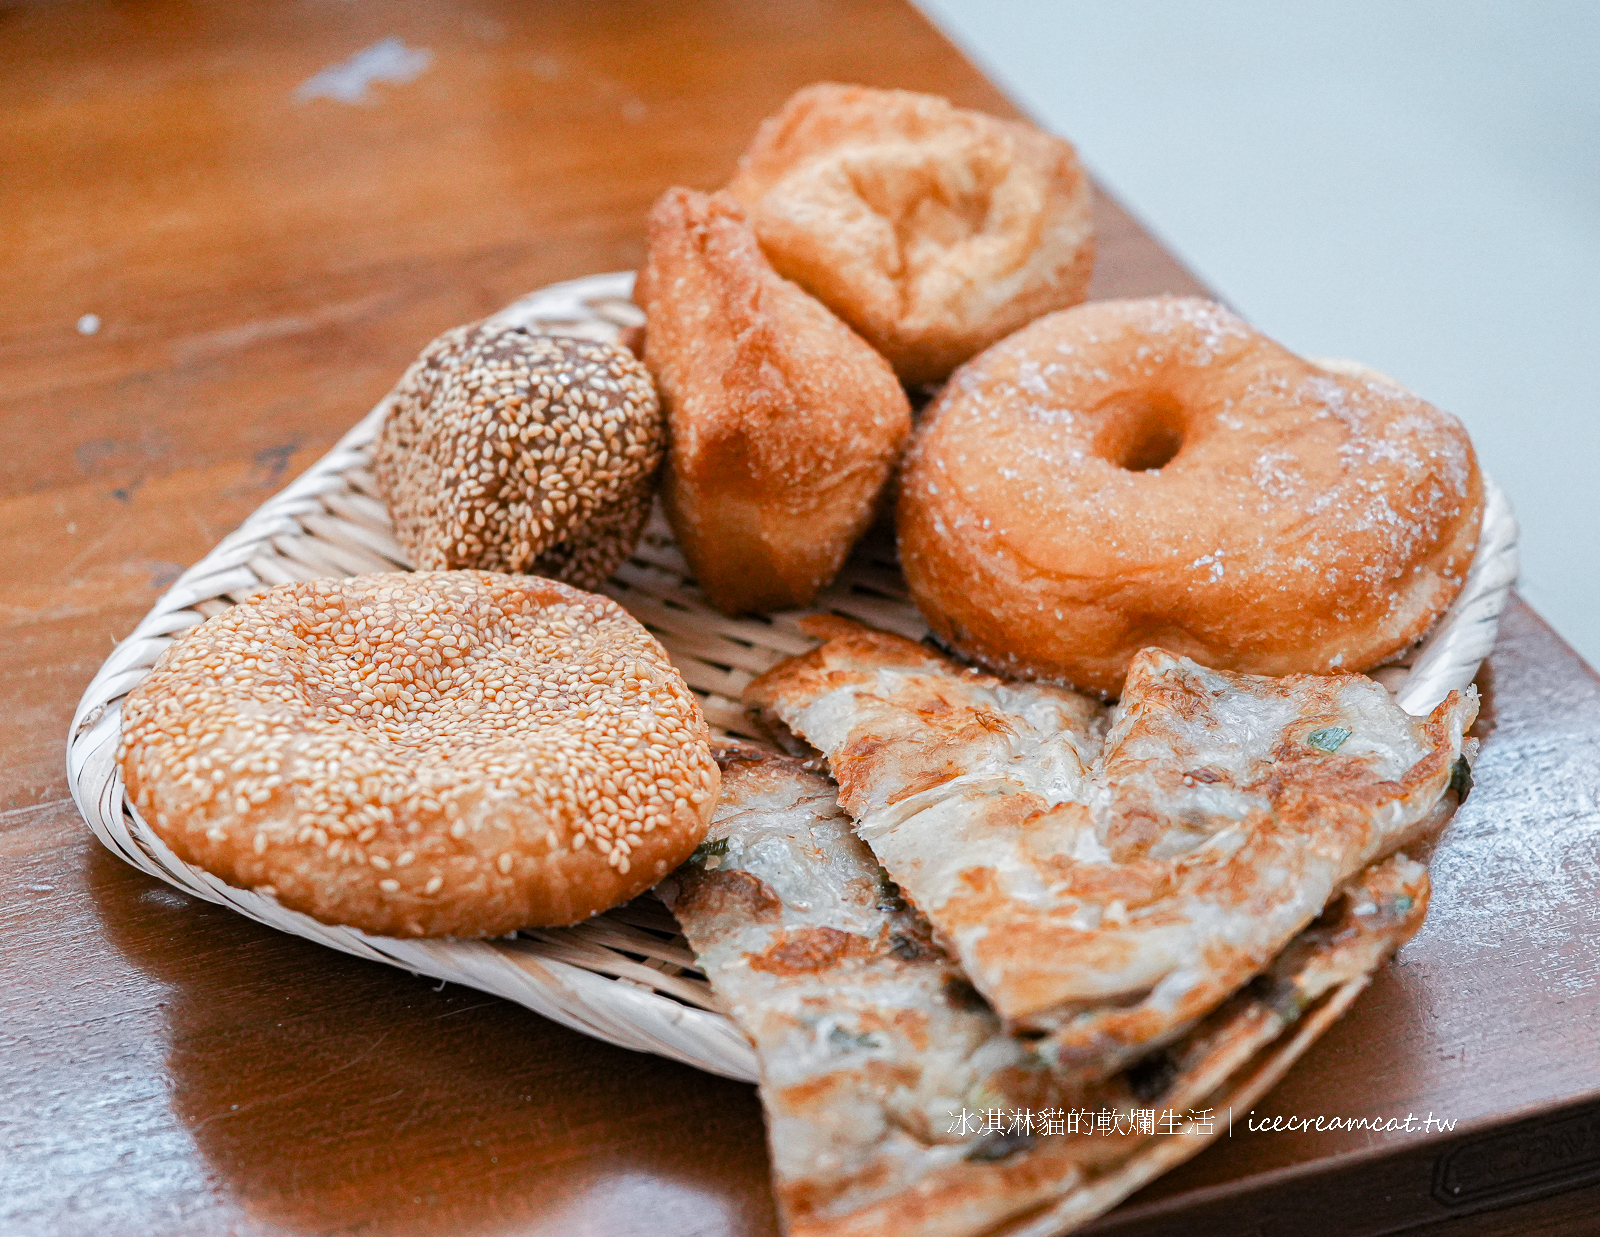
top-left (3, 2), bottom-right (1598, 1235)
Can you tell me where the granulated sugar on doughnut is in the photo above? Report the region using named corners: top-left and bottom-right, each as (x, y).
top-left (898, 296), bottom-right (1484, 696)
top-left (726, 82), bottom-right (1094, 385)
top-left (635, 187), bottom-right (912, 615)
top-left (118, 571), bottom-right (719, 937)
top-left (375, 324), bottom-right (664, 589)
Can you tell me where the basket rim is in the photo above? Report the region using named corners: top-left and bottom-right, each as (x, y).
top-left (63, 272), bottom-right (1520, 1084)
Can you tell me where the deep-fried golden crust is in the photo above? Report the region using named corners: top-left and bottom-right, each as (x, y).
top-left (726, 82), bottom-right (1094, 385)
top-left (898, 296), bottom-right (1485, 696)
top-left (635, 188), bottom-right (912, 615)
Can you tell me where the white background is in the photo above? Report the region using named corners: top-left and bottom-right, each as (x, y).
top-left (917, 1), bottom-right (1599, 669)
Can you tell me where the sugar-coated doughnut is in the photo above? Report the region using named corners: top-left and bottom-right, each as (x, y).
top-left (118, 571), bottom-right (720, 936)
top-left (898, 297), bottom-right (1484, 697)
top-left (635, 187), bottom-right (912, 615)
top-left (726, 82), bottom-right (1094, 386)
top-left (375, 324), bottom-right (664, 589)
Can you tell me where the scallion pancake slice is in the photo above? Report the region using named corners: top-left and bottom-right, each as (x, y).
top-left (667, 747), bottom-right (1428, 1237)
top-left (745, 619), bottom-right (1471, 1082)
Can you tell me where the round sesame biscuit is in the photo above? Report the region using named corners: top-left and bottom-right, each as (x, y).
top-left (375, 325), bottom-right (665, 589)
top-left (118, 571), bottom-right (720, 937)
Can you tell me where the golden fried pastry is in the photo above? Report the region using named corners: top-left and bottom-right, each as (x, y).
top-left (375, 325), bottom-right (664, 589)
top-left (898, 297), bottom-right (1484, 696)
top-left (634, 187), bottom-right (912, 615)
top-left (726, 82), bottom-right (1094, 385)
top-left (119, 571), bottom-right (720, 937)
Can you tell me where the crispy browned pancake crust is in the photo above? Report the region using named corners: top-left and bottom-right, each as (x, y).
top-left (745, 620), bottom-right (1473, 1080)
top-left (670, 748), bottom-right (1430, 1237)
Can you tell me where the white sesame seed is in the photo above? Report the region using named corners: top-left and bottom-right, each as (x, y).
top-left (373, 326), bottom-right (663, 589)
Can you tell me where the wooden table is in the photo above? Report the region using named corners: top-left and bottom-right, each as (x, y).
top-left (4, 3), bottom-right (1599, 1234)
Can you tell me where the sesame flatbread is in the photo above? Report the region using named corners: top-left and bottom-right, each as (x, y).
top-left (664, 747), bottom-right (1429, 1237)
top-left (744, 619), bottom-right (1473, 1081)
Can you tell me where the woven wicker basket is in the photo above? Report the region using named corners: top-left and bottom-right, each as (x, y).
top-left (66, 273), bottom-right (1520, 1084)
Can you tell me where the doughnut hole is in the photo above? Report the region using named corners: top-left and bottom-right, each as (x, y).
top-left (1094, 395), bottom-right (1187, 473)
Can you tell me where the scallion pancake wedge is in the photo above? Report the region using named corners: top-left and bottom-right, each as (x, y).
top-left (665, 746), bottom-right (1429, 1237)
top-left (744, 619), bottom-right (1473, 1081)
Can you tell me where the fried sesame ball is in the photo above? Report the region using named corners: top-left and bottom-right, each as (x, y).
top-left (118, 571), bottom-right (720, 937)
top-left (374, 324), bottom-right (665, 589)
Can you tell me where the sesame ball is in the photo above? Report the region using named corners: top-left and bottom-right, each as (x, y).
top-left (374, 324), bottom-right (665, 589)
top-left (117, 571), bottom-right (720, 937)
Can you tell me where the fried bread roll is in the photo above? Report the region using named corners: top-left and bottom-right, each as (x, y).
top-left (726, 82), bottom-right (1094, 385)
top-left (898, 297), bottom-right (1484, 696)
top-left (635, 187), bottom-right (912, 615)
